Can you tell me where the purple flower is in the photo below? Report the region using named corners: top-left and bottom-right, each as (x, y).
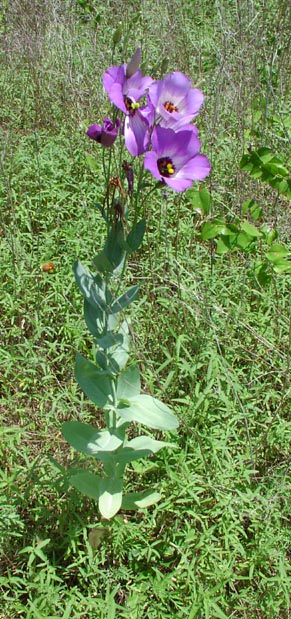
top-left (148, 72), bottom-right (204, 130)
top-left (144, 126), bottom-right (211, 192)
top-left (86, 118), bottom-right (120, 147)
top-left (102, 49), bottom-right (154, 156)
top-left (102, 48), bottom-right (153, 114)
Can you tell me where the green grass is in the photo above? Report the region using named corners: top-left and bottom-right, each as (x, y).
top-left (1, 0), bottom-right (291, 617)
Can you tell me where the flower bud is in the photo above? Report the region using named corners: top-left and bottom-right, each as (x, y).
top-left (86, 118), bottom-right (120, 148)
top-left (126, 47), bottom-right (141, 78)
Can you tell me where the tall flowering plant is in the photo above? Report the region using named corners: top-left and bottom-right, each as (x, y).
top-left (62, 48), bottom-right (210, 519)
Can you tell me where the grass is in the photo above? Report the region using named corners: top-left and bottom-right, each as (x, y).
top-left (1, 0), bottom-right (291, 617)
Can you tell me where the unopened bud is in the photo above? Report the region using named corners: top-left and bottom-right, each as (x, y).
top-left (112, 24), bottom-right (122, 45)
top-left (126, 47), bottom-right (141, 78)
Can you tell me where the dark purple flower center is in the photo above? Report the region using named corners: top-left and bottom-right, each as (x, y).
top-left (157, 157), bottom-right (175, 177)
top-left (163, 101), bottom-right (178, 114)
top-left (124, 96), bottom-right (140, 116)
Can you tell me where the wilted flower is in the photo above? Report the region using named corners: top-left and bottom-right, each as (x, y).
top-left (148, 72), bottom-right (204, 130)
top-left (122, 161), bottom-right (134, 195)
top-left (144, 126), bottom-right (211, 192)
top-left (86, 118), bottom-right (120, 147)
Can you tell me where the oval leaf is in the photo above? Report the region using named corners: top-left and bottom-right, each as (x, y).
top-left (62, 421), bottom-right (124, 455)
top-left (75, 353), bottom-right (114, 407)
top-left (114, 435), bottom-right (175, 464)
top-left (110, 285), bottom-right (139, 314)
top-left (126, 219), bottom-right (146, 252)
top-left (70, 471), bottom-right (101, 500)
top-left (99, 477), bottom-right (123, 519)
top-left (93, 223), bottom-right (126, 275)
top-left (127, 435), bottom-right (175, 452)
top-left (121, 490), bottom-right (162, 510)
top-left (116, 365), bottom-right (141, 400)
top-left (97, 332), bottom-right (124, 349)
top-left (84, 298), bottom-right (106, 337)
top-left (73, 260), bottom-right (112, 310)
top-left (201, 220), bottom-right (225, 240)
top-left (272, 259), bottom-right (291, 274)
top-left (240, 220), bottom-right (262, 238)
top-left (187, 188), bottom-right (210, 216)
top-left (116, 394), bottom-right (178, 431)
top-left (236, 231), bottom-right (254, 250)
top-left (266, 244), bottom-right (290, 263)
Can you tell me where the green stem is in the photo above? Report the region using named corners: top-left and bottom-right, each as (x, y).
top-left (133, 160), bottom-right (145, 223)
top-left (104, 407), bottom-right (117, 431)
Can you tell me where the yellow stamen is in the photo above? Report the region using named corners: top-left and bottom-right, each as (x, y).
top-left (166, 163), bottom-right (174, 175)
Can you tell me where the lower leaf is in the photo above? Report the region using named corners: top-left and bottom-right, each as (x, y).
top-left (121, 490), bottom-right (162, 510)
top-left (116, 394), bottom-right (179, 431)
top-left (70, 471), bottom-right (101, 500)
top-left (99, 477), bottom-right (123, 519)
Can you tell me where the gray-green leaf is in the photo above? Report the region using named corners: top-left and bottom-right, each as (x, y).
top-left (70, 471), bottom-right (101, 500)
top-left (110, 285), bottom-right (139, 314)
top-left (62, 421), bottom-right (124, 455)
top-left (99, 477), bottom-right (123, 519)
top-left (113, 435), bottom-right (175, 464)
top-left (75, 353), bottom-right (114, 407)
top-left (116, 365), bottom-right (141, 400)
top-left (116, 394), bottom-right (178, 431)
top-left (122, 490), bottom-right (162, 510)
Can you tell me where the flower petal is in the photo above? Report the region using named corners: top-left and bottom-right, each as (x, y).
top-left (124, 72), bottom-right (153, 102)
top-left (144, 151), bottom-right (160, 180)
top-left (163, 176), bottom-right (194, 192)
top-left (152, 126), bottom-right (200, 164)
top-left (86, 124), bottom-right (102, 141)
top-left (144, 125), bottom-right (210, 192)
top-left (183, 88), bottom-right (204, 116)
top-left (124, 111), bottom-right (150, 156)
top-left (148, 71), bottom-right (204, 129)
top-left (175, 154), bottom-right (211, 181)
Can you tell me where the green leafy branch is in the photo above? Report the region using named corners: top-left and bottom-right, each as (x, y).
top-left (240, 147), bottom-right (291, 199)
top-left (188, 180), bottom-right (291, 286)
top-left (62, 223), bottom-right (178, 519)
